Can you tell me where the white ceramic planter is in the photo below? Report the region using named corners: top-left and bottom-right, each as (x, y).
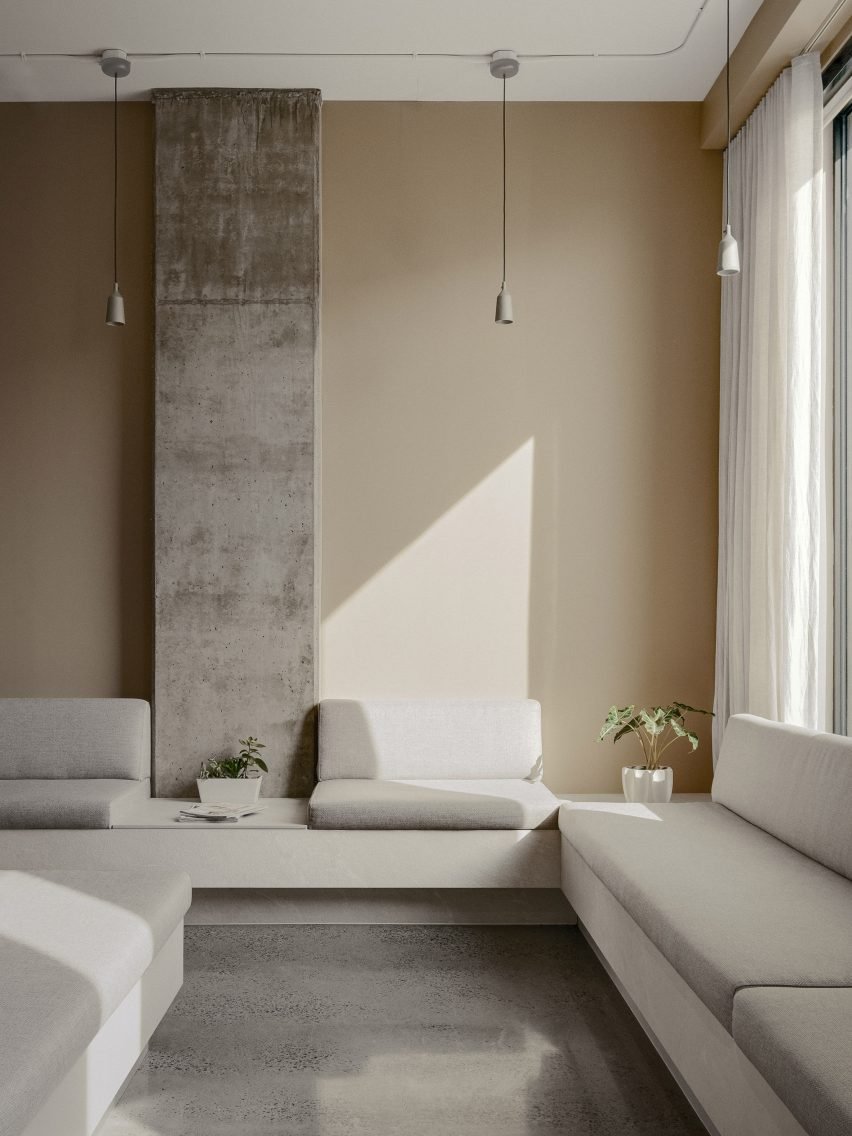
top-left (196, 776), bottom-right (262, 805)
top-left (621, 766), bottom-right (673, 803)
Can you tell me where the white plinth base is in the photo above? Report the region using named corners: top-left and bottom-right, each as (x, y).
top-left (187, 887), bottom-right (575, 925)
top-left (0, 797), bottom-right (560, 888)
top-left (20, 922), bottom-right (183, 1136)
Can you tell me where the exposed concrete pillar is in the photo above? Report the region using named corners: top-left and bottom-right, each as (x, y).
top-left (153, 89), bottom-right (320, 797)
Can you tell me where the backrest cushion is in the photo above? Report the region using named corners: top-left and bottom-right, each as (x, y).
top-left (0, 699), bottom-right (150, 780)
top-left (713, 714), bottom-right (852, 880)
top-left (318, 699), bottom-right (542, 781)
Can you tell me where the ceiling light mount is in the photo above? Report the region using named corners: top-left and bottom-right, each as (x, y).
top-left (716, 0), bottom-right (740, 277)
top-left (101, 50), bottom-right (130, 326)
top-left (489, 50), bottom-right (519, 80)
top-left (100, 48), bottom-right (131, 80)
top-left (491, 51), bottom-right (519, 325)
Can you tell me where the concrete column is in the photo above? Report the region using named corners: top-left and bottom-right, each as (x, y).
top-left (153, 89), bottom-right (320, 797)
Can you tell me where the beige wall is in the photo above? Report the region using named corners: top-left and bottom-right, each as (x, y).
top-left (0, 100), bottom-right (720, 792)
top-left (321, 103), bottom-right (721, 792)
top-left (0, 104), bottom-right (153, 699)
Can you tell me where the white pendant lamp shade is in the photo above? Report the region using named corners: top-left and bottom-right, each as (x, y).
top-left (106, 283), bottom-right (126, 326)
top-left (717, 0), bottom-right (740, 277)
top-left (717, 224), bottom-right (740, 276)
top-left (101, 50), bottom-right (130, 325)
top-left (495, 285), bottom-right (514, 324)
top-left (491, 51), bottom-right (518, 324)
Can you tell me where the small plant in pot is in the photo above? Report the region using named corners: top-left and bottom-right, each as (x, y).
top-left (597, 703), bottom-right (712, 803)
top-left (197, 737), bottom-right (268, 805)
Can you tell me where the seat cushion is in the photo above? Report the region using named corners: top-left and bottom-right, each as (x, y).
top-left (309, 778), bottom-right (560, 829)
top-left (0, 698), bottom-right (150, 780)
top-left (318, 699), bottom-right (542, 780)
top-left (733, 987), bottom-right (852, 1136)
top-left (713, 714), bottom-right (852, 880)
top-left (0, 779), bottom-right (150, 828)
top-left (0, 868), bottom-right (190, 1136)
top-left (559, 801), bottom-right (852, 1029)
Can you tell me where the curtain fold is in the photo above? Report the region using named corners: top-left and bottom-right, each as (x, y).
top-left (714, 52), bottom-right (827, 758)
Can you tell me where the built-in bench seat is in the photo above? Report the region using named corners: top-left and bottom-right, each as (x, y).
top-left (560, 799), bottom-right (852, 1028)
top-left (0, 699), bottom-right (151, 829)
top-left (310, 777), bottom-right (559, 829)
top-left (0, 697), bottom-right (563, 888)
top-left (311, 698), bottom-right (559, 830)
top-left (0, 866), bottom-right (190, 1136)
top-left (560, 714), bottom-right (852, 1136)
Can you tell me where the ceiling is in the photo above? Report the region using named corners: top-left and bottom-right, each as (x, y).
top-left (0, 0), bottom-right (763, 102)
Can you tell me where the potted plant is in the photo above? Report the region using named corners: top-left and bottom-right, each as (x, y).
top-left (597, 703), bottom-right (712, 803)
top-left (197, 736), bottom-right (268, 805)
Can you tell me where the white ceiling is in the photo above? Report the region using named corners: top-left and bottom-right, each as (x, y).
top-left (0, 0), bottom-right (763, 102)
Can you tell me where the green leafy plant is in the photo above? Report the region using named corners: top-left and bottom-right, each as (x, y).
top-left (597, 703), bottom-right (713, 770)
top-left (199, 736), bottom-right (268, 780)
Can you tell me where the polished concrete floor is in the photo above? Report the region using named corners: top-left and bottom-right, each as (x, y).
top-left (102, 925), bottom-right (704, 1136)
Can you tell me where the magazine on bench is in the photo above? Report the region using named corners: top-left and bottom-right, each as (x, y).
top-left (176, 802), bottom-right (268, 823)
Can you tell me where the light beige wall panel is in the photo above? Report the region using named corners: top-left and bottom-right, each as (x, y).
top-left (0, 104), bottom-right (153, 699)
top-left (321, 103), bottom-right (721, 793)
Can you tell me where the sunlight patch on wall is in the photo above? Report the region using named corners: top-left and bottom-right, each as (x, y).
top-left (321, 440), bottom-right (534, 698)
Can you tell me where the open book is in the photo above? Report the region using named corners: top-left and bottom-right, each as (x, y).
top-left (176, 802), bottom-right (267, 823)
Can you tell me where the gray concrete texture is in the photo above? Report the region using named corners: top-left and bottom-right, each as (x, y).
top-left (154, 90), bottom-right (320, 797)
top-left (102, 925), bottom-right (705, 1135)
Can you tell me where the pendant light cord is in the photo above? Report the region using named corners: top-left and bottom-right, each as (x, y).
top-left (113, 74), bottom-right (118, 284)
top-left (725, 0), bottom-right (731, 230)
top-left (502, 75), bottom-right (507, 286)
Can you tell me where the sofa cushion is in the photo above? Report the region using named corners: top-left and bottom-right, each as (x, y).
top-left (713, 714), bottom-right (852, 881)
top-left (318, 699), bottom-right (542, 781)
top-left (0, 868), bottom-right (190, 1136)
top-left (0, 779), bottom-right (150, 829)
top-left (0, 698), bottom-right (150, 780)
top-left (733, 987), bottom-right (852, 1136)
top-left (559, 801), bottom-right (852, 1029)
top-left (310, 778), bottom-right (560, 829)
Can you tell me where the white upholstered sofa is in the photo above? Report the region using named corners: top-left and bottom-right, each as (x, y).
top-left (560, 714), bottom-right (852, 1136)
top-left (5, 698), bottom-right (852, 1135)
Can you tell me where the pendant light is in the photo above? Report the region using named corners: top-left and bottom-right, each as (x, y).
top-left (717, 0), bottom-right (740, 276)
top-left (100, 49), bottom-right (131, 325)
top-left (490, 50), bottom-right (519, 324)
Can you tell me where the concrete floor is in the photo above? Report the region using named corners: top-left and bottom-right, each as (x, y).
top-left (102, 925), bottom-right (704, 1136)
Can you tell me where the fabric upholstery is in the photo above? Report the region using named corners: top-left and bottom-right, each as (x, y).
top-left (733, 987), bottom-right (852, 1136)
top-left (0, 699), bottom-right (150, 780)
top-left (309, 778), bottom-right (559, 829)
top-left (317, 699), bottom-right (542, 781)
top-left (559, 801), bottom-right (852, 1029)
top-left (0, 868), bottom-right (190, 1136)
top-left (713, 54), bottom-right (825, 757)
top-left (713, 714), bottom-right (852, 881)
top-left (0, 779), bottom-right (150, 829)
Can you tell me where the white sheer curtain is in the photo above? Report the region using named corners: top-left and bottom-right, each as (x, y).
top-left (714, 52), bottom-right (827, 758)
